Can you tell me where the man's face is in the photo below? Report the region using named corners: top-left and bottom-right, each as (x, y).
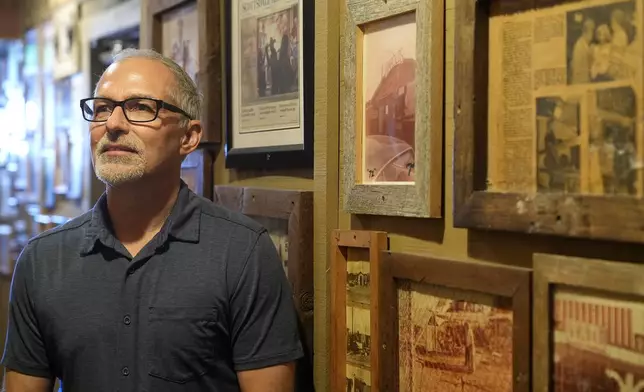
top-left (90, 58), bottom-right (194, 187)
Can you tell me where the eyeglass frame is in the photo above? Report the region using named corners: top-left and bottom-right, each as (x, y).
top-left (79, 97), bottom-right (193, 123)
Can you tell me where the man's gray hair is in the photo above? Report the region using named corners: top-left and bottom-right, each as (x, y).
top-left (95, 48), bottom-right (202, 125)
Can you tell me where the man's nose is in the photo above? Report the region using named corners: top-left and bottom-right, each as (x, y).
top-left (105, 106), bottom-right (130, 134)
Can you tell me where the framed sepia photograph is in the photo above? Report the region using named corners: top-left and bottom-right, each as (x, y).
top-left (223, 0), bottom-right (314, 169)
top-left (180, 146), bottom-right (214, 199)
top-left (213, 185), bottom-right (314, 352)
top-left (533, 253), bottom-right (644, 392)
top-left (378, 252), bottom-right (531, 392)
top-left (52, 2), bottom-right (80, 80)
top-left (341, 0), bottom-right (444, 218)
top-left (454, 0), bottom-right (644, 243)
top-left (141, 0), bottom-right (222, 143)
top-left (330, 229), bottom-right (389, 392)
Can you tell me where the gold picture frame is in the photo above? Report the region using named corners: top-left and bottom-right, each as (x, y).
top-left (341, 0), bottom-right (444, 218)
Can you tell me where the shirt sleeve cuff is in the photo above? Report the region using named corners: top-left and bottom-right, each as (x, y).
top-left (233, 347), bottom-right (305, 372)
top-left (1, 357), bottom-right (53, 379)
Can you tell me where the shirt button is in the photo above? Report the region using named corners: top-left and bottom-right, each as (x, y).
top-left (122, 366), bottom-right (129, 376)
top-left (123, 315), bottom-right (131, 325)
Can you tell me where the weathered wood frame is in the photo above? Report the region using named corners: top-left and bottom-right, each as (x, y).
top-left (223, 0), bottom-right (315, 170)
top-left (342, 0), bottom-right (444, 218)
top-left (453, 0), bottom-right (644, 243)
top-left (141, 0), bottom-right (222, 144)
top-left (533, 253), bottom-right (644, 392)
top-left (180, 146), bottom-right (214, 200)
top-left (379, 251), bottom-right (532, 391)
top-left (213, 185), bottom-right (314, 351)
top-left (330, 229), bottom-right (389, 392)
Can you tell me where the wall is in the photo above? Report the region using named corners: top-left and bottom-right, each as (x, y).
top-left (312, 0), bottom-right (644, 391)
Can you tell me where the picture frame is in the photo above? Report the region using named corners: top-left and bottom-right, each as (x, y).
top-left (533, 253), bottom-right (644, 392)
top-left (341, 0), bottom-right (444, 218)
top-left (141, 0), bottom-right (222, 143)
top-left (213, 185), bottom-right (314, 351)
top-left (330, 229), bottom-right (389, 392)
top-left (52, 1), bottom-right (81, 80)
top-left (454, 0), bottom-right (644, 243)
top-left (223, 0), bottom-right (314, 170)
top-left (180, 145), bottom-right (214, 199)
top-left (379, 252), bottom-right (531, 392)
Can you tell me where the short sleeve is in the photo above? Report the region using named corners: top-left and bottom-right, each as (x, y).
top-left (1, 242), bottom-right (53, 378)
top-left (228, 231), bottom-right (304, 371)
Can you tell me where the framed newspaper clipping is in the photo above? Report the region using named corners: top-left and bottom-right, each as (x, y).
top-left (140, 0), bottom-right (222, 143)
top-left (223, 0), bottom-right (314, 169)
top-left (533, 253), bottom-right (644, 392)
top-left (341, 0), bottom-right (444, 218)
top-left (454, 0), bottom-right (644, 243)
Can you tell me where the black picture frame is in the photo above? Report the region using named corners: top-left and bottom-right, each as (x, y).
top-left (223, 0), bottom-right (314, 170)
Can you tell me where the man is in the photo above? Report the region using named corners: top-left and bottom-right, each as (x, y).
top-left (1, 48), bottom-right (303, 392)
top-left (570, 17), bottom-right (595, 84)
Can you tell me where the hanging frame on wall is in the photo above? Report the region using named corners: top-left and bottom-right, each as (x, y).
top-left (52, 2), bottom-right (81, 80)
top-left (181, 146), bottom-right (214, 199)
top-left (141, 0), bottom-right (222, 144)
top-left (341, 0), bottom-right (444, 218)
top-left (453, 0), bottom-right (644, 243)
top-left (223, 0), bottom-right (314, 170)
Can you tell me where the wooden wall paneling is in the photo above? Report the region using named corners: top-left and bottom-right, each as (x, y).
top-left (312, 0), bottom-right (341, 389)
top-left (330, 229), bottom-right (388, 392)
top-left (140, 0), bottom-right (222, 144)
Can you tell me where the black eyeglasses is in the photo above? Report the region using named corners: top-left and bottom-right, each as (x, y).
top-left (80, 97), bottom-right (193, 123)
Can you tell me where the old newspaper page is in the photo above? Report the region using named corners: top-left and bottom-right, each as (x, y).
top-left (234, 0), bottom-right (301, 135)
top-left (487, 0), bottom-right (643, 197)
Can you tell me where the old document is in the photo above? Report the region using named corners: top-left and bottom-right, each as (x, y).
top-left (487, 0), bottom-right (642, 197)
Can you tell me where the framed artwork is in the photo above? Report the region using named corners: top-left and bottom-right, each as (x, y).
top-left (141, 0), bottom-right (222, 143)
top-left (223, 0), bottom-right (314, 169)
top-left (180, 146), bottom-right (214, 199)
top-left (454, 0), bottom-right (644, 243)
top-left (330, 229), bottom-right (389, 392)
top-left (341, 0), bottom-right (444, 218)
top-left (213, 185), bottom-right (314, 351)
top-left (533, 253), bottom-right (644, 392)
top-left (52, 2), bottom-right (81, 80)
top-left (378, 252), bottom-right (531, 392)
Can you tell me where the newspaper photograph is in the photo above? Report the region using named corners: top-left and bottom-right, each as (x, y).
top-left (487, 0), bottom-right (642, 197)
top-left (235, 0), bottom-right (301, 134)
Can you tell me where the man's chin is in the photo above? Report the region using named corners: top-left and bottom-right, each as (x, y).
top-left (95, 168), bottom-right (145, 187)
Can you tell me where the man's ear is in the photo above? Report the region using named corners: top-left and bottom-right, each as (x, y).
top-left (180, 120), bottom-right (203, 156)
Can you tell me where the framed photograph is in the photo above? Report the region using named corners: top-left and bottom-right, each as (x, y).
top-left (330, 229), bottom-right (389, 392)
top-left (141, 0), bottom-right (222, 143)
top-left (341, 0), bottom-right (444, 218)
top-left (378, 252), bottom-right (531, 392)
top-left (52, 2), bottom-right (80, 80)
top-left (180, 146), bottom-right (214, 199)
top-left (454, 0), bottom-right (644, 243)
top-left (213, 185), bottom-right (314, 351)
top-left (223, 0), bottom-right (314, 169)
top-left (533, 253), bottom-right (644, 392)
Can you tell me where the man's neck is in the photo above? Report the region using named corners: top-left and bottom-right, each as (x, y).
top-left (105, 178), bottom-right (180, 245)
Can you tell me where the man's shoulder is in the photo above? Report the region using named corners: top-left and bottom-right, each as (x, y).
top-left (196, 196), bottom-right (266, 236)
top-left (27, 211), bottom-right (92, 249)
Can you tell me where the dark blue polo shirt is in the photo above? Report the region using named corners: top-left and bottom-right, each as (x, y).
top-left (1, 181), bottom-right (304, 391)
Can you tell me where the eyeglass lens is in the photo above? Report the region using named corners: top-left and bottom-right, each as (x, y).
top-left (81, 98), bottom-right (159, 122)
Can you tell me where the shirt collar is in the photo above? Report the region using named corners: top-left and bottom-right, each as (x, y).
top-left (80, 180), bottom-right (201, 256)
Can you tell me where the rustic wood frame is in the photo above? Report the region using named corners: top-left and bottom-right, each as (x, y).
top-left (533, 253), bottom-right (644, 392)
top-left (379, 251), bottom-right (532, 391)
top-left (223, 0), bottom-right (315, 170)
top-left (341, 0), bottom-right (444, 218)
top-left (141, 0), bottom-right (222, 143)
top-left (330, 229), bottom-right (389, 392)
top-left (180, 146), bottom-right (214, 200)
top-left (213, 185), bottom-right (314, 350)
top-left (453, 0), bottom-right (644, 243)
